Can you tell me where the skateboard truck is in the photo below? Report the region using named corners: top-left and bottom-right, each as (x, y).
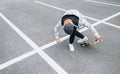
top-left (94, 39), bottom-right (103, 44)
top-left (80, 41), bottom-right (89, 47)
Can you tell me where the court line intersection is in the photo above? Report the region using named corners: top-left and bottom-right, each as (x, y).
top-left (0, 1), bottom-right (120, 74)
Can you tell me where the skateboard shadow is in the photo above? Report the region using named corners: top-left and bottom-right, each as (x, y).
top-left (75, 43), bottom-right (99, 55)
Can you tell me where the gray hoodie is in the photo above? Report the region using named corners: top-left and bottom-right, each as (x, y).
top-left (54, 9), bottom-right (99, 39)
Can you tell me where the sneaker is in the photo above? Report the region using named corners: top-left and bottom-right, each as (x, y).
top-left (77, 36), bottom-right (88, 43)
top-left (68, 44), bottom-right (75, 51)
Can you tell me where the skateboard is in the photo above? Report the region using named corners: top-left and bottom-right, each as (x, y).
top-left (80, 39), bottom-right (103, 47)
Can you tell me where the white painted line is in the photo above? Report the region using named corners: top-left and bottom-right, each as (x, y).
top-left (0, 1), bottom-right (120, 72)
top-left (35, 1), bottom-right (67, 12)
top-left (35, 0), bottom-right (98, 22)
top-left (0, 50), bottom-right (36, 70)
top-left (103, 22), bottom-right (120, 29)
top-left (35, 1), bottom-right (120, 29)
top-left (78, 12), bottom-right (120, 35)
top-left (85, 0), bottom-right (120, 7)
top-left (0, 11), bottom-right (120, 71)
top-left (93, 12), bottom-right (120, 24)
top-left (0, 13), bottom-right (40, 51)
top-left (91, 12), bottom-right (120, 26)
top-left (84, 15), bottom-right (99, 21)
top-left (0, 12), bottom-right (68, 74)
top-left (85, 16), bottom-right (120, 29)
top-left (85, 15), bottom-right (120, 29)
top-left (38, 51), bottom-right (67, 74)
top-left (39, 41), bottom-right (56, 51)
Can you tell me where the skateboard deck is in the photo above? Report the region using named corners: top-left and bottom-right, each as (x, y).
top-left (80, 39), bottom-right (103, 47)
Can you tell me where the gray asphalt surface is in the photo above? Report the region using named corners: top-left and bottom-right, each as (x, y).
top-left (0, 0), bottom-right (120, 74)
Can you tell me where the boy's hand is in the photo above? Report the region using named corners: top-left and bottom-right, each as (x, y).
top-left (56, 38), bottom-right (61, 44)
top-left (95, 35), bottom-right (103, 41)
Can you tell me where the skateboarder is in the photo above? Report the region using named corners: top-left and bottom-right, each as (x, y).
top-left (54, 9), bottom-right (102, 51)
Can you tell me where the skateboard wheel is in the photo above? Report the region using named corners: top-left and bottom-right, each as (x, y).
top-left (82, 45), bottom-right (85, 47)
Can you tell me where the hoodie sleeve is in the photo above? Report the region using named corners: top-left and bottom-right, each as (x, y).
top-left (78, 13), bottom-right (99, 36)
top-left (84, 20), bottom-right (99, 36)
top-left (54, 20), bottom-right (62, 39)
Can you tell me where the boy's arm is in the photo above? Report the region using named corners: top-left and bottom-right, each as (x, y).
top-left (54, 20), bottom-right (62, 39)
top-left (79, 15), bottom-right (102, 41)
top-left (84, 20), bottom-right (103, 41)
top-left (54, 20), bottom-right (62, 44)
top-left (77, 13), bottom-right (99, 36)
top-left (84, 21), bottom-right (99, 36)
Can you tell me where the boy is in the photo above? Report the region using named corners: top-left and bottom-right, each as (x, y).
top-left (54, 9), bottom-right (102, 51)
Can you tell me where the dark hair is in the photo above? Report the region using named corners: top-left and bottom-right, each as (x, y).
top-left (61, 15), bottom-right (79, 26)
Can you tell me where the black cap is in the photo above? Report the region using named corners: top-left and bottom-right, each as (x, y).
top-left (64, 23), bottom-right (74, 35)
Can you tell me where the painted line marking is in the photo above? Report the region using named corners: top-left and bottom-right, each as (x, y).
top-left (103, 21), bottom-right (120, 29)
top-left (85, 0), bottom-right (120, 7)
top-left (35, 1), bottom-right (120, 29)
top-left (0, 13), bottom-right (68, 74)
top-left (0, 50), bottom-right (36, 70)
top-left (84, 15), bottom-right (120, 29)
top-left (35, 1), bottom-right (67, 12)
top-left (0, 1), bottom-right (120, 72)
top-left (35, 1), bottom-right (97, 21)
top-left (38, 51), bottom-right (68, 74)
top-left (0, 10), bottom-right (120, 71)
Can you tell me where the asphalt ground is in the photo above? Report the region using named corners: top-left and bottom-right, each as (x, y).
top-left (0, 0), bottom-right (120, 74)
